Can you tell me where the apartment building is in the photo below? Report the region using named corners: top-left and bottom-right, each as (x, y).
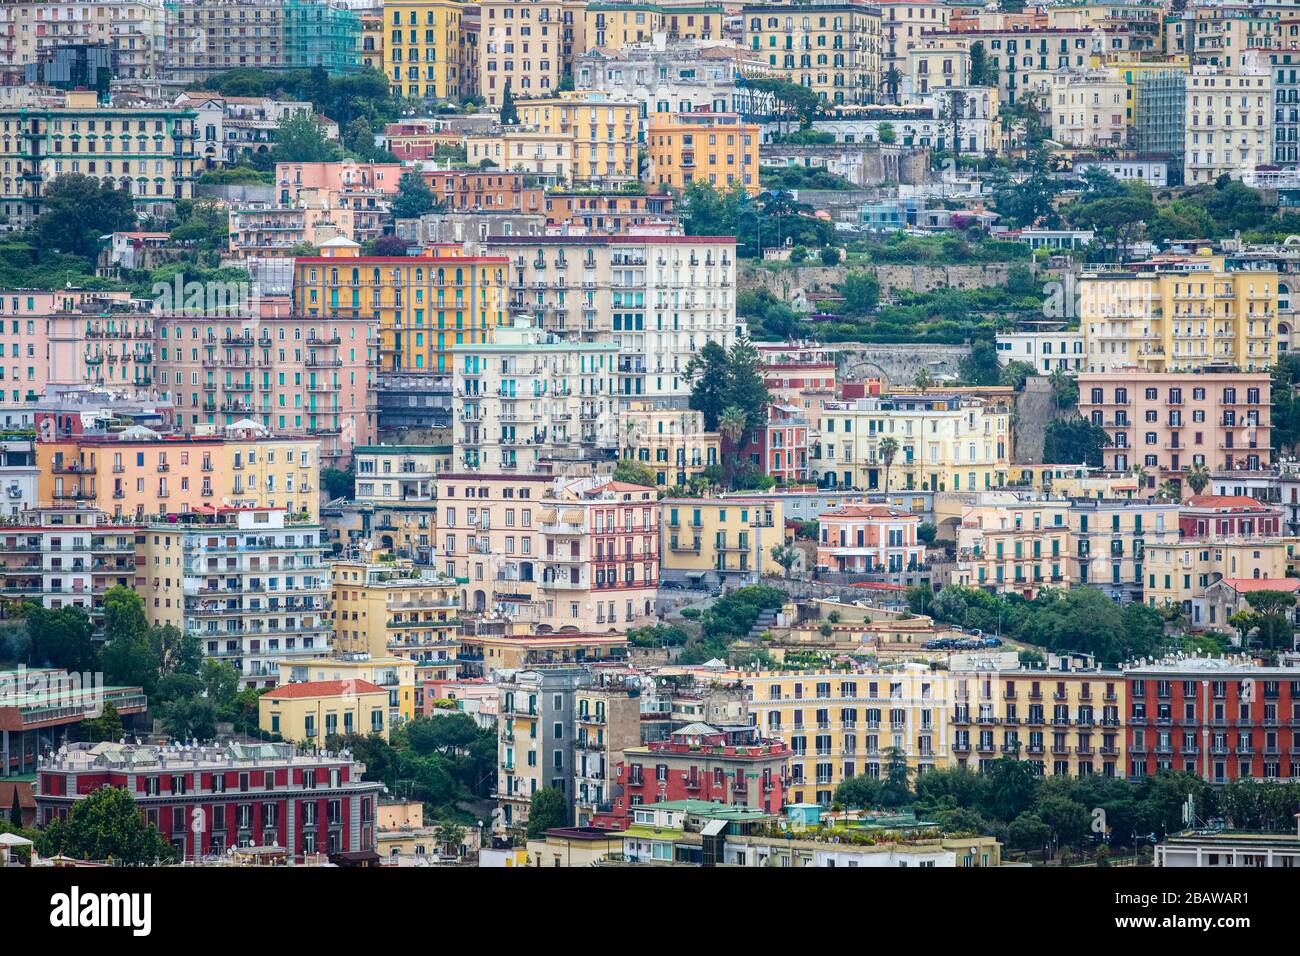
top-left (361, 11), bottom-right (384, 71)
top-left (619, 400), bottom-right (719, 489)
top-left (954, 499), bottom-right (1072, 598)
top-left (583, 3), bottom-right (723, 51)
top-left (608, 724), bottom-right (790, 824)
top-left (382, 0), bottom-right (465, 101)
top-left (660, 496), bottom-right (784, 586)
top-left (1268, 45), bottom-right (1300, 168)
top-left (647, 111), bottom-right (760, 195)
top-left (952, 667), bottom-right (1126, 778)
top-left (35, 741), bottom-right (382, 861)
top-left (1077, 370), bottom-right (1272, 478)
top-left (162, 0), bottom-right (287, 82)
top-left (282, 0), bottom-right (360, 72)
top-left (742, 1), bottom-right (884, 106)
top-left (1080, 255), bottom-right (1277, 374)
top-left (816, 393), bottom-right (1011, 493)
top-left (137, 505), bottom-right (330, 688)
top-left (1184, 57), bottom-right (1274, 185)
top-left (575, 41), bottom-right (740, 117)
top-left (515, 95), bottom-right (641, 186)
top-left (995, 330), bottom-right (1086, 375)
top-left (879, 0), bottom-right (950, 75)
top-left (1185, 4), bottom-right (1280, 69)
top-left (573, 683), bottom-right (642, 826)
top-left (1127, 658), bottom-right (1300, 784)
top-left (0, 0), bottom-right (167, 81)
top-left (543, 189), bottom-right (675, 233)
top-left (153, 316), bottom-right (377, 467)
top-left (353, 444), bottom-right (445, 505)
top-left (477, 0), bottom-right (587, 106)
top-left (0, 91), bottom-right (198, 227)
top-left (746, 666), bottom-right (941, 805)
top-left (1068, 497), bottom-right (1180, 604)
top-left (815, 504), bottom-right (925, 575)
top-left (276, 161), bottom-right (403, 245)
top-left (48, 308), bottom-right (155, 396)
top-left (452, 319), bottom-right (619, 472)
top-left (420, 170), bottom-right (544, 213)
top-left (329, 558), bottom-right (460, 688)
top-left (278, 653), bottom-right (419, 723)
top-left (1145, 528), bottom-right (1286, 629)
top-left (1048, 68), bottom-right (1129, 148)
top-left (0, 507), bottom-right (138, 628)
top-left (291, 244), bottom-right (509, 376)
top-left (466, 128), bottom-right (575, 186)
top-left (260, 679), bottom-right (389, 743)
top-left (480, 234), bottom-right (740, 404)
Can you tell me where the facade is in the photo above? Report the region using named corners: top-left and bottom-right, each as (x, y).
top-left (619, 400), bottom-right (719, 488)
top-left (1068, 497), bottom-right (1179, 604)
top-left (1184, 58), bottom-right (1274, 185)
top-left (816, 393), bottom-right (1011, 493)
top-left (35, 741), bottom-right (383, 862)
top-left (279, 654), bottom-right (419, 724)
top-left (260, 679), bottom-right (389, 743)
top-left (382, 0), bottom-right (466, 102)
top-left (152, 315), bottom-right (378, 467)
top-left (1078, 370), bottom-right (1272, 478)
top-left (746, 667), bottom-right (943, 805)
top-left (742, 1), bottom-right (884, 106)
top-left (954, 499), bottom-right (1072, 599)
top-left (137, 506), bottom-right (331, 688)
top-left (815, 504), bottom-right (925, 575)
top-left (283, 0), bottom-right (360, 72)
top-left (952, 667), bottom-right (1127, 779)
top-left (162, 0), bottom-right (287, 82)
top-left (574, 42), bottom-right (740, 117)
top-left (1127, 659), bottom-right (1300, 784)
top-left (1048, 68), bottom-right (1129, 148)
top-left (516, 95), bottom-right (641, 186)
top-left (646, 111), bottom-right (760, 195)
top-left (995, 331), bottom-right (1086, 375)
top-left (0, 90), bottom-right (197, 227)
top-left (660, 496), bottom-right (784, 586)
top-left (452, 319), bottom-right (619, 471)
top-left (291, 245), bottom-right (509, 376)
top-left (572, 683), bottom-right (642, 826)
top-left (751, 403), bottom-right (811, 484)
top-left (477, 0), bottom-right (587, 106)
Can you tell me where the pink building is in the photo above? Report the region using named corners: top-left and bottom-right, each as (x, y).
top-left (751, 404), bottom-right (810, 483)
top-left (152, 316), bottom-right (378, 466)
top-left (816, 504), bottom-right (926, 573)
top-left (1077, 370), bottom-right (1271, 484)
top-left (276, 162), bottom-right (404, 243)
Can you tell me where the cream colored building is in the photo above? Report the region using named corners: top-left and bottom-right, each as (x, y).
top-left (477, 0), bottom-right (587, 106)
top-left (816, 394), bottom-right (1011, 493)
top-left (1080, 255), bottom-right (1278, 373)
top-left (1184, 56), bottom-right (1273, 186)
top-left (279, 653), bottom-right (420, 723)
top-left (452, 319), bottom-right (619, 472)
top-left (660, 496), bottom-right (784, 586)
top-left (2, 0), bottom-right (167, 80)
top-left (1048, 68), bottom-right (1129, 148)
top-left (954, 499), bottom-right (1072, 599)
top-left (353, 445), bottom-right (448, 505)
top-left (1145, 538), bottom-right (1286, 627)
top-left (742, 1), bottom-right (884, 106)
top-left (467, 129), bottom-right (575, 186)
top-left (619, 400), bottom-right (719, 489)
top-left (1069, 498), bottom-right (1179, 603)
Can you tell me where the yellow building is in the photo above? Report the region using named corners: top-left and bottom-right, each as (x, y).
top-left (1081, 254), bottom-right (1278, 373)
top-left (952, 668), bottom-right (1126, 778)
top-left (660, 497), bottom-right (785, 586)
top-left (330, 558), bottom-right (461, 690)
top-left (620, 401), bottom-right (720, 489)
top-left (742, 1), bottom-right (884, 106)
top-left (953, 499), bottom-right (1073, 598)
top-left (1069, 498), bottom-right (1180, 603)
top-left (816, 394), bottom-right (1011, 493)
top-left (477, 0), bottom-right (587, 106)
top-left (517, 94), bottom-right (641, 185)
top-left (260, 678), bottom-right (390, 742)
top-left (362, 12), bottom-right (385, 71)
top-left (383, 0), bottom-right (466, 101)
top-left (466, 129), bottom-right (575, 185)
top-left (291, 245), bottom-right (509, 375)
top-left (745, 665), bottom-right (950, 805)
top-left (279, 653), bottom-right (420, 723)
top-left (647, 112), bottom-right (760, 194)
top-left (1145, 538), bottom-right (1286, 627)
top-left (584, 3), bottom-right (724, 50)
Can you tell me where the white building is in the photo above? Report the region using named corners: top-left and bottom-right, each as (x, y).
top-left (995, 331), bottom-right (1087, 375)
top-left (1157, 831), bottom-right (1300, 867)
top-left (574, 40), bottom-right (742, 117)
top-left (1184, 55), bottom-right (1274, 185)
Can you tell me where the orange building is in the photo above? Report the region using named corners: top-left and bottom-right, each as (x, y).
top-left (647, 112), bottom-right (760, 194)
top-left (816, 504), bottom-right (926, 574)
top-left (420, 170), bottom-right (545, 213)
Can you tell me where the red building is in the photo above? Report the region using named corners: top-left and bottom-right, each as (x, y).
top-left (36, 741), bottom-right (383, 862)
top-left (1178, 495), bottom-right (1281, 539)
top-left (751, 404), bottom-right (810, 483)
top-left (1126, 661), bottom-right (1300, 784)
top-left (599, 723), bottom-right (790, 828)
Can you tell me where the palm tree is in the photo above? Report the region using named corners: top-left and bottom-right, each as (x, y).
top-left (913, 368), bottom-right (934, 393)
top-left (1186, 462), bottom-right (1211, 496)
top-left (883, 66), bottom-right (903, 106)
top-left (879, 437), bottom-right (899, 494)
top-left (1157, 480), bottom-right (1181, 503)
top-left (1129, 464), bottom-right (1149, 494)
top-left (718, 405), bottom-right (749, 489)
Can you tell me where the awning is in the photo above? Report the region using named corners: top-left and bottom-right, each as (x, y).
top-left (700, 819), bottom-right (728, 838)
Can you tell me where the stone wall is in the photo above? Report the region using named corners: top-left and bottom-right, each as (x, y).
top-left (740, 261), bottom-right (1017, 306)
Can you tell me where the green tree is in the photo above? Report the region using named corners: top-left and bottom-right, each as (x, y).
top-left (878, 747), bottom-right (912, 807)
top-left (36, 786), bottom-right (177, 864)
top-left (526, 785), bottom-right (568, 838)
top-left (1242, 590), bottom-right (1298, 650)
top-left (999, 360), bottom-right (1037, 390)
top-left (200, 658), bottom-right (240, 709)
top-left (321, 466), bottom-right (355, 500)
top-left (391, 170), bottom-right (438, 220)
top-left (1007, 812), bottom-right (1052, 853)
top-left (99, 587), bottom-right (159, 696)
top-left (270, 113), bottom-right (340, 163)
top-left (1042, 416), bottom-right (1110, 467)
top-left (958, 339), bottom-right (1002, 386)
top-left (161, 697), bottom-right (220, 741)
top-left (80, 701), bottom-right (124, 744)
top-left (879, 437), bottom-right (899, 493)
top-left (406, 712), bottom-right (481, 758)
top-left (30, 174), bottom-right (136, 261)
top-left (835, 773), bottom-right (881, 809)
top-left (23, 604), bottom-right (97, 673)
top-left (718, 405), bottom-right (750, 489)
top-left (1185, 462), bottom-right (1211, 496)
top-left (613, 457), bottom-right (657, 487)
top-left (840, 270), bottom-right (880, 315)
top-left (500, 81), bottom-right (519, 125)
top-left (820, 246), bottom-right (841, 267)
top-left (770, 543), bottom-right (799, 579)
top-left (150, 623), bottom-right (202, 677)
top-left (685, 339), bottom-right (729, 430)
top-left (877, 121), bottom-right (897, 145)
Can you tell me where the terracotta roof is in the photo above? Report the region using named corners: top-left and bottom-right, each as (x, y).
top-left (1185, 495), bottom-right (1270, 511)
top-left (263, 680), bottom-right (386, 700)
top-left (1219, 578), bottom-right (1300, 594)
